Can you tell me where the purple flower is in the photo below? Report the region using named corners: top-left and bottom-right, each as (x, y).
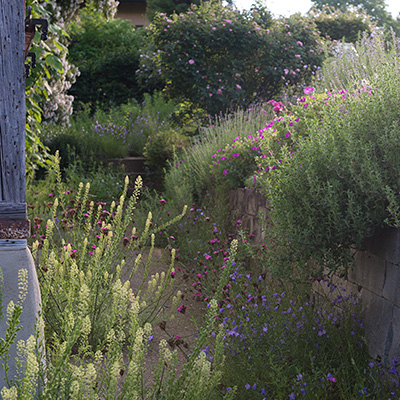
top-left (327, 373), bottom-right (336, 383)
top-left (297, 373), bottom-right (303, 380)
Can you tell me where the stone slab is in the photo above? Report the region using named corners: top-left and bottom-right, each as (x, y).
top-left (388, 305), bottom-right (400, 363)
top-left (383, 261), bottom-right (400, 305)
top-left (363, 228), bottom-right (400, 266)
top-left (360, 288), bottom-right (393, 361)
top-left (349, 250), bottom-right (386, 296)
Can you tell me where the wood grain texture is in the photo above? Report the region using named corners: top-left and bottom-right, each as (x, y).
top-left (0, 1), bottom-right (26, 206)
top-left (0, 202), bottom-right (27, 220)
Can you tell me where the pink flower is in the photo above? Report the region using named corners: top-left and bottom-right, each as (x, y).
top-left (223, 169), bottom-right (228, 175)
top-left (188, 59), bottom-right (195, 64)
top-left (304, 86), bottom-right (314, 95)
top-left (236, 84), bottom-right (241, 89)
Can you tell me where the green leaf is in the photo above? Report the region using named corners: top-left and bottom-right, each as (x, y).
top-left (45, 53), bottom-right (64, 73)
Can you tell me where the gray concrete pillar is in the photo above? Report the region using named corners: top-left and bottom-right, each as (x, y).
top-left (0, 240), bottom-right (42, 389)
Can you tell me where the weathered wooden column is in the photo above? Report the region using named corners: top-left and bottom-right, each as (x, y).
top-left (0, 0), bottom-right (42, 387)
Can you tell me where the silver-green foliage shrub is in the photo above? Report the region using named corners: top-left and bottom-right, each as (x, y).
top-left (265, 33), bottom-right (400, 268)
top-left (164, 106), bottom-right (273, 209)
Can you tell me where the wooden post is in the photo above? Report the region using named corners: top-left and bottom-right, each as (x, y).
top-left (0, 0), bottom-right (43, 388)
top-left (0, 1), bottom-right (30, 238)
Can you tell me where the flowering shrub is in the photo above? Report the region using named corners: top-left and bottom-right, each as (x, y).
top-left (210, 134), bottom-right (263, 190)
top-left (142, 3), bottom-right (324, 115)
top-left (261, 36), bottom-right (400, 268)
top-left (207, 89), bottom-right (330, 191)
top-left (253, 89), bottom-right (336, 187)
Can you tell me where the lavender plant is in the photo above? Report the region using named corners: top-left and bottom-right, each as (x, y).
top-left (164, 106), bottom-right (273, 209)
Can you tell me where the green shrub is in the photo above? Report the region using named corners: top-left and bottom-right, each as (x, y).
top-left (144, 128), bottom-right (190, 183)
top-left (261, 35), bottom-right (400, 268)
top-left (141, 3), bottom-right (324, 116)
top-left (310, 6), bottom-right (372, 43)
top-left (67, 10), bottom-right (143, 113)
top-left (42, 94), bottom-right (177, 174)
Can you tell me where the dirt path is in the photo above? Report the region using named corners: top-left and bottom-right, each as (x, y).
top-left (124, 247), bottom-right (207, 383)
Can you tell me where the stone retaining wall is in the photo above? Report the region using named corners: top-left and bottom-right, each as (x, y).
top-left (328, 229), bottom-right (400, 364)
top-left (229, 187), bottom-right (400, 363)
top-left (228, 188), bottom-right (270, 245)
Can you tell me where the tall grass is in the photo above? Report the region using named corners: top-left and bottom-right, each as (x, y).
top-left (164, 106), bottom-right (274, 210)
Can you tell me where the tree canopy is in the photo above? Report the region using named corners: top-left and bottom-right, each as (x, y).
top-left (311, 0), bottom-right (389, 24)
top-left (146, 0), bottom-right (202, 21)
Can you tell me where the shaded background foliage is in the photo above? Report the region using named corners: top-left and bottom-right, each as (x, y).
top-left (67, 10), bottom-right (144, 114)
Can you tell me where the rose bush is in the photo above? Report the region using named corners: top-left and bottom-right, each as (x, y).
top-left (139, 3), bottom-right (324, 116)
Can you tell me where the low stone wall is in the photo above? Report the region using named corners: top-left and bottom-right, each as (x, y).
top-left (107, 157), bottom-right (146, 181)
top-left (229, 188), bottom-right (400, 363)
top-left (329, 229), bottom-right (400, 364)
top-left (228, 188), bottom-right (270, 245)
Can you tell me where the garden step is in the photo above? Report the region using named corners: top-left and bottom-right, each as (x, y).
top-left (107, 157), bottom-right (147, 177)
